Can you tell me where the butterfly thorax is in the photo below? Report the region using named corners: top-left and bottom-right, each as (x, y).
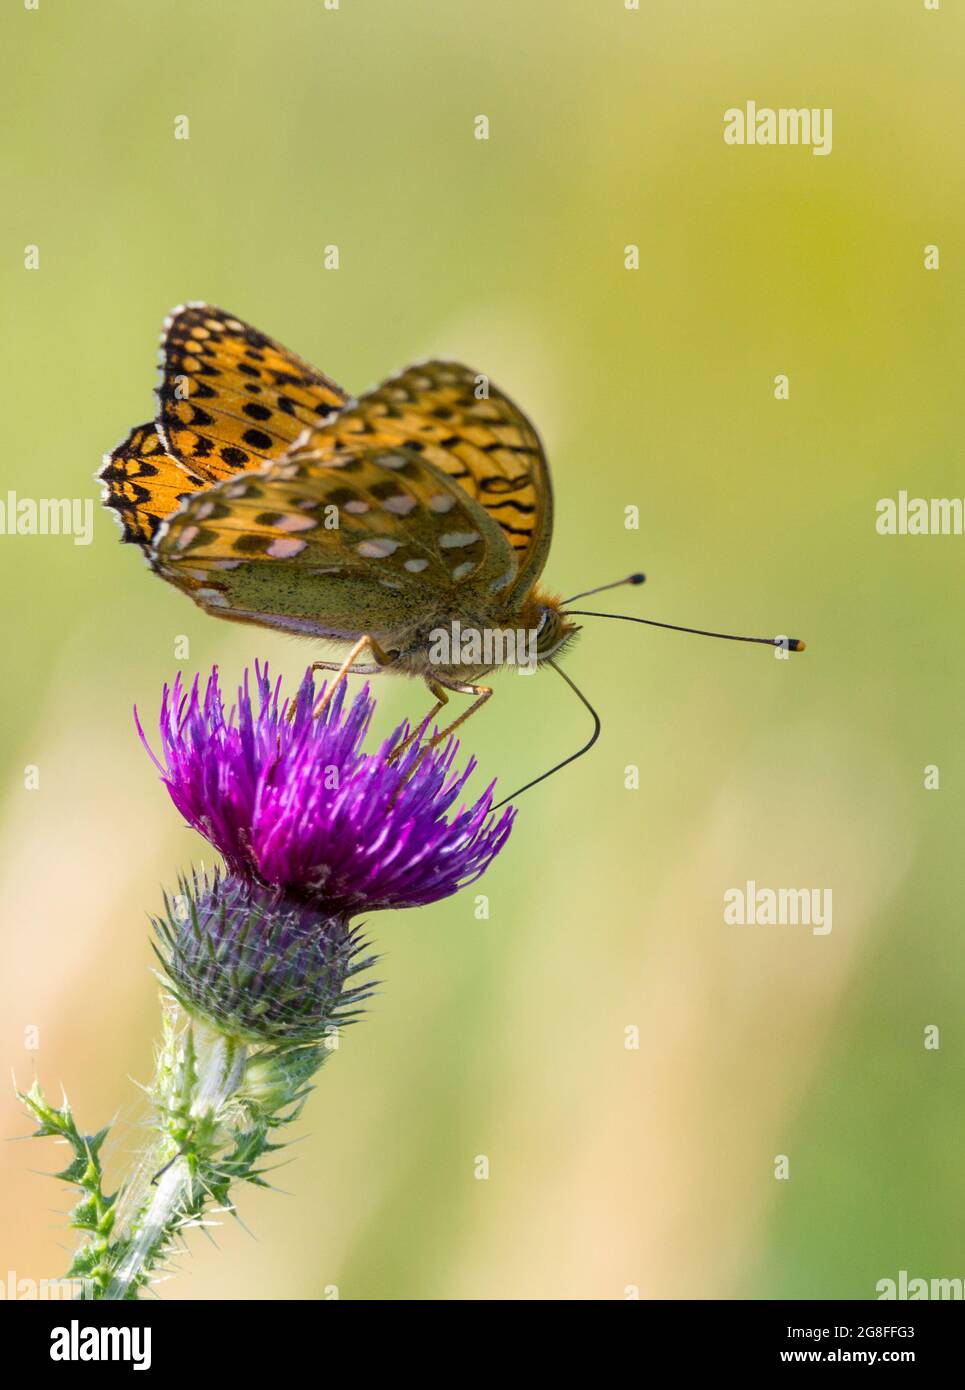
top-left (391, 589), bottom-right (577, 682)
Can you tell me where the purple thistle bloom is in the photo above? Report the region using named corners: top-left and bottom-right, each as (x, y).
top-left (137, 663), bottom-right (515, 916)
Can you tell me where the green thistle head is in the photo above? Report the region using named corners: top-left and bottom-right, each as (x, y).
top-left (153, 869), bottom-right (375, 1044)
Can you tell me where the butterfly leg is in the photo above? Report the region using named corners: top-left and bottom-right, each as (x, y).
top-left (309, 636), bottom-right (397, 719)
top-left (390, 677), bottom-right (493, 788)
top-left (386, 680), bottom-right (450, 764)
top-left (414, 676), bottom-right (493, 752)
top-left (387, 679), bottom-right (493, 799)
top-left (389, 681), bottom-right (492, 783)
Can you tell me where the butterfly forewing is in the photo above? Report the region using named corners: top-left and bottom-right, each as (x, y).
top-left (157, 304), bottom-right (350, 482)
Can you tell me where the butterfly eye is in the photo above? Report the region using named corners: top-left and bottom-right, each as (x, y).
top-left (536, 606), bottom-right (552, 637)
top-left (535, 606), bottom-right (562, 653)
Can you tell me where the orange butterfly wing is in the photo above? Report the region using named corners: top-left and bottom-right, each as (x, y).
top-left (291, 359), bottom-right (553, 607)
top-left (99, 422), bottom-right (207, 548)
top-left (157, 304), bottom-right (350, 481)
top-left (100, 306), bottom-right (351, 551)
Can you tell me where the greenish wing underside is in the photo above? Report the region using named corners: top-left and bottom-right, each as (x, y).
top-left (152, 445), bottom-right (516, 637)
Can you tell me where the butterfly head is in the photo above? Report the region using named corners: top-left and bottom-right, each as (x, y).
top-left (525, 591), bottom-right (581, 663)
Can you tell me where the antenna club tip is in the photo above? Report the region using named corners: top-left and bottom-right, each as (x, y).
top-left (788, 638), bottom-right (806, 653)
top-left (628, 572), bottom-right (646, 585)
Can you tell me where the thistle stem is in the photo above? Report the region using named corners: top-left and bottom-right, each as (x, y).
top-left (106, 1157), bottom-right (190, 1300)
top-left (104, 1023), bottom-right (248, 1300)
top-left (21, 997), bottom-right (331, 1299)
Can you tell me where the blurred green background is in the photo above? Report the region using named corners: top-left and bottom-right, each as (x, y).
top-left (2, 0), bottom-right (964, 1300)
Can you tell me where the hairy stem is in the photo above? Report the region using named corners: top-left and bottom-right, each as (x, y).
top-left (105, 1025), bottom-right (248, 1300)
top-left (23, 996), bottom-right (329, 1300)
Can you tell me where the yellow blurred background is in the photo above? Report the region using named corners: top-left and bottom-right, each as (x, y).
top-left (2, 0), bottom-right (964, 1299)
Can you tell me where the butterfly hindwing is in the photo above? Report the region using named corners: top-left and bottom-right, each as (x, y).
top-left (151, 444), bottom-right (515, 640)
top-left (292, 360), bottom-right (553, 603)
top-left (157, 304), bottom-right (350, 482)
top-left (99, 422), bottom-right (207, 548)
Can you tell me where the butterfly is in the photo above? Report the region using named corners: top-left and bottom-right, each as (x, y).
top-left (100, 305), bottom-right (803, 801)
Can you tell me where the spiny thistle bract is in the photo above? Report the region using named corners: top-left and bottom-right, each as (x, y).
top-left (153, 868), bottom-right (375, 1044)
top-left (22, 664), bottom-right (515, 1298)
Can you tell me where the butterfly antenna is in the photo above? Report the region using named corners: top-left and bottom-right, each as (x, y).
top-left (491, 660), bottom-right (601, 811)
top-left (562, 572), bottom-right (646, 604)
top-left (565, 610), bottom-right (806, 652)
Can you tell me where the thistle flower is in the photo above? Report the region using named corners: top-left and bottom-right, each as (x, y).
top-left (23, 664), bottom-right (514, 1299)
top-left (139, 663), bottom-right (514, 914)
